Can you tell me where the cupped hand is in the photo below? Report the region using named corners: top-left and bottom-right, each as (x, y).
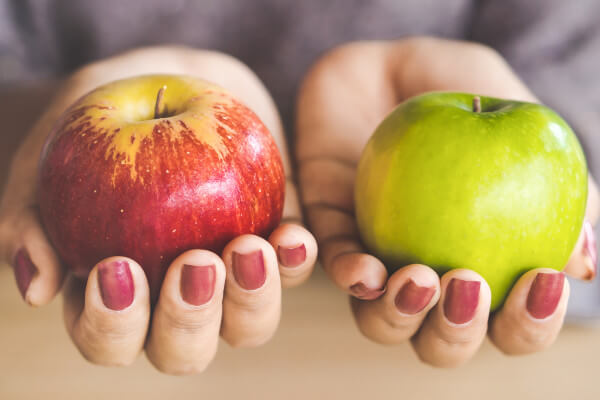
top-left (295, 37), bottom-right (599, 367)
top-left (0, 46), bottom-right (317, 374)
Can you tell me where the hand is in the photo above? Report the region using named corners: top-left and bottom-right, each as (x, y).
top-left (295, 37), bottom-right (599, 367)
top-left (0, 46), bottom-right (317, 374)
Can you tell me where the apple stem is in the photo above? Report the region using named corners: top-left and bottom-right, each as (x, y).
top-left (154, 86), bottom-right (166, 119)
top-left (472, 96), bottom-right (482, 113)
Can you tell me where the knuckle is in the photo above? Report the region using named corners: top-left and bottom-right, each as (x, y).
top-left (324, 41), bottom-right (372, 62)
top-left (223, 332), bottom-right (271, 348)
top-left (406, 35), bottom-right (501, 62)
top-left (220, 310), bottom-right (278, 348)
top-left (399, 35), bottom-right (441, 59)
top-left (401, 35), bottom-right (439, 50)
top-left (358, 322), bottom-right (413, 345)
top-left (490, 312), bottom-right (558, 355)
top-left (70, 46), bottom-right (190, 83)
top-left (80, 308), bottom-right (144, 343)
top-left (160, 308), bottom-right (219, 336)
top-left (413, 345), bottom-right (469, 369)
top-left (302, 41), bottom-right (369, 85)
top-left (411, 332), bottom-right (476, 368)
top-left (381, 315), bottom-right (418, 332)
top-left (77, 341), bottom-right (138, 367)
top-left (432, 322), bottom-right (476, 348)
top-left (146, 353), bottom-right (211, 376)
top-left (279, 271), bottom-right (310, 288)
top-left (508, 326), bottom-right (555, 355)
top-left (226, 294), bottom-right (265, 313)
top-left (352, 304), bottom-right (415, 344)
top-left (156, 363), bottom-right (210, 376)
top-left (223, 291), bottom-right (281, 323)
top-left (465, 41), bottom-right (503, 63)
top-left (518, 324), bottom-right (556, 348)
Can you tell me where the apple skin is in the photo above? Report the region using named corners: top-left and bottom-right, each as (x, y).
top-left (355, 92), bottom-right (588, 310)
top-left (38, 75), bottom-right (285, 299)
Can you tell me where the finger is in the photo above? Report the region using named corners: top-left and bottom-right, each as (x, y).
top-left (300, 158), bottom-right (387, 299)
top-left (220, 235), bottom-right (281, 347)
top-left (281, 180), bottom-right (304, 224)
top-left (268, 223), bottom-right (318, 288)
top-left (0, 208), bottom-right (65, 306)
top-left (351, 264), bottom-right (440, 344)
top-left (299, 158), bottom-right (358, 250)
top-left (145, 250), bottom-right (226, 375)
top-left (489, 269), bottom-right (568, 355)
top-left (564, 220), bottom-right (596, 280)
top-left (301, 178), bottom-right (388, 298)
top-left (63, 256), bottom-right (150, 366)
top-left (412, 269), bottom-right (491, 368)
top-left (323, 243), bottom-right (388, 300)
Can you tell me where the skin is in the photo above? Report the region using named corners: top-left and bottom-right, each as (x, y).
top-left (296, 37), bottom-right (599, 367)
top-left (0, 46), bottom-right (318, 375)
top-left (1, 37), bottom-right (597, 372)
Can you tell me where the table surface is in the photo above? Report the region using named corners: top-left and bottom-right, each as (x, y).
top-left (1, 84), bottom-right (599, 400)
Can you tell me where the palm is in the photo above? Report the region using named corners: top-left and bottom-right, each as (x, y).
top-left (295, 38), bottom-right (598, 367)
top-left (0, 46), bottom-right (318, 375)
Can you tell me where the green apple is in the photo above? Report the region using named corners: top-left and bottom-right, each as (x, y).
top-left (355, 92), bottom-right (587, 310)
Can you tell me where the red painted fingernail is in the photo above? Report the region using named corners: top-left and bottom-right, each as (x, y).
top-left (443, 279), bottom-right (480, 324)
top-left (98, 260), bottom-right (134, 311)
top-left (395, 279), bottom-right (436, 315)
top-left (13, 248), bottom-right (37, 301)
top-left (584, 221), bottom-right (597, 276)
top-left (277, 244), bottom-right (306, 267)
top-left (232, 250), bottom-right (266, 290)
top-left (526, 272), bottom-right (565, 319)
top-left (350, 282), bottom-right (386, 300)
top-left (181, 264), bottom-right (216, 306)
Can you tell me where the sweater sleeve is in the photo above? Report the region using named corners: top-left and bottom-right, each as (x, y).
top-left (469, 0), bottom-right (600, 179)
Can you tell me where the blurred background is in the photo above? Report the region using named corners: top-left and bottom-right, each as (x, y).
top-left (2, 0), bottom-right (600, 398)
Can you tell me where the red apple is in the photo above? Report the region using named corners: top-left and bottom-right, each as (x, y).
top-left (37, 75), bottom-right (285, 298)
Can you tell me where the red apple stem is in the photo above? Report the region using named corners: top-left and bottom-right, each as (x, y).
top-left (154, 86), bottom-right (166, 119)
top-left (473, 96), bottom-right (482, 113)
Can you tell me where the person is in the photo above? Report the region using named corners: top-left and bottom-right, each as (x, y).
top-left (1, 0), bottom-right (598, 373)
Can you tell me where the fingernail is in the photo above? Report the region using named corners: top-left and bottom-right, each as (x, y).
top-left (443, 278), bottom-right (480, 324)
top-left (180, 264), bottom-right (216, 306)
top-left (526, 272), bottom-right (565, 319)
top-left (584, 221), bottom-right (597, 278)
top-left (232, 250), bottom-right (266, 290)
top-left (350, 282), bottom-right (386, 300)
top-left (13, 248), bottom-right (37, 301)
top-left (395, 279), bottom-right (436, 315)
top-left (277, 244), bottom-right (306, 267)
top-left (98, 260), bottom-right (134, 311)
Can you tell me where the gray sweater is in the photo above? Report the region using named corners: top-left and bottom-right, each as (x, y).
top-left (1, 0), bottom-right (599, 169)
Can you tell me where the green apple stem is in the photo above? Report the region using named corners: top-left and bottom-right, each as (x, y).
top-left (473, 96), bottom-right (482, 113)
top-left (154, 86), bottom-right (166, 119)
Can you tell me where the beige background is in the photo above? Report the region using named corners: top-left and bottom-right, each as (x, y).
top-left (1, 85), bottom-right (600, 400)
